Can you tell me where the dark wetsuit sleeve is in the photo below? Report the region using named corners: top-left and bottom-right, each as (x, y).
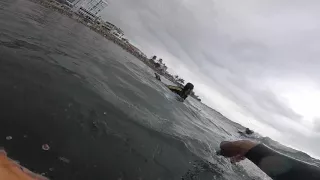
top-left (245, 144), bottom-right (320, 180)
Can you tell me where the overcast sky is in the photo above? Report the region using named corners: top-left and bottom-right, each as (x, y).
top-left (100, 0), bottom-right (320, 157)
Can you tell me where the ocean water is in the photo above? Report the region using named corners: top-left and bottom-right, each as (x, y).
top-left (0, 1), bottom-right (315, 179)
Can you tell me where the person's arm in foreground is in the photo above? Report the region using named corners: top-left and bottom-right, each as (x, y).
top-left (219, 140), bottom-right (320, 180)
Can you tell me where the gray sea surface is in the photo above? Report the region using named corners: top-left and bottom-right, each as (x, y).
top-left (0, 1), bottom-right (316, 179)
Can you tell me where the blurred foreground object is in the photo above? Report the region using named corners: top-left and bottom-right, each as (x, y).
top-left (0, 150), bottom-right (48, 180)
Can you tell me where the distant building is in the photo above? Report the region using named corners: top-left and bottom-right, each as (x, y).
top-left (110, 29), bottom-right (124, 39)
top-left (121, 37), bottom-right (129, 44)
top-left (105, 22), bottom-right (123, 32)
top-left (70, 0), bottom-right (107, 21)
top-left (162, 65), bottom-right (168, 72)
top-left (78, 7), bottom-right (97, 21)
top-left (100, 22), bottom-right (125, 39)
top-left (65, 0), bottom-right (76, 4)
top-left (83, 0), bottom-right (108, 15)
top-left (157, 63), bottom-right (168, 74)
top-left (69, 0), bottom-right (86, 9)
top-left (55, 0), bottom-right (75, 6)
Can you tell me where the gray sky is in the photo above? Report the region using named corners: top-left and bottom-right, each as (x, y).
top-left (101, 0), bottom-right (320, 157)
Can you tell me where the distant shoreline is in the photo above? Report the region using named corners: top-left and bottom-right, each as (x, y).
top-left (28, 0), bottom-right (201, 101)
top-left (28, 0), bottom-right (168, 75)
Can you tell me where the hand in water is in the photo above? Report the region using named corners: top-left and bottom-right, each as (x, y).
top-left (219, 140), bottom-right (320, 180)
top-left (219, 140), bottom-right (257, 163)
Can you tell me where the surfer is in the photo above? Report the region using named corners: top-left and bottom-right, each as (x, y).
top-left (181, 83), bottom-right (194, 99)
top-left (167, 82), bottom-right (194, 100)
top-left (238, 128), bottom-right (254, 136)
top-left (153, 73), bottom-right (194, 100)
top-left (218, 140), bottom-right (320, 180)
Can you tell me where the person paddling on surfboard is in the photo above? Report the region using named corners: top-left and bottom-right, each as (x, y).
top-left (180, 83), bottom-right (194, 100)
top-left (166, 82), bottom-right (194, 100)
